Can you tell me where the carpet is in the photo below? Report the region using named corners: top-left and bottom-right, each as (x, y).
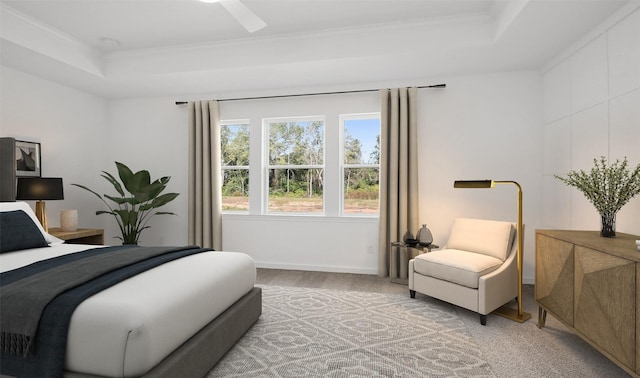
top-left (208, 285), bottom-right (496, 377)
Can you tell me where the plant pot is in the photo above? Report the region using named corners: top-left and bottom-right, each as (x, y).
top-left (600, 213), bottom-right (616, 238)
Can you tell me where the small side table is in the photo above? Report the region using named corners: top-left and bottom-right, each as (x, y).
top-left (390, 242), bottom-right (439, 284)
top-left (48, 228), bottom-right (104, 245)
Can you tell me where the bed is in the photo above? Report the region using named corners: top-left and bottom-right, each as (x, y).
top-left (0, 202), bottom-right (261, 378)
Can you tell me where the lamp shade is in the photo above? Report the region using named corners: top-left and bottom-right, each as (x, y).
top-left (16, 177), bottom-right (64, 200)
top-left (453, 180), bottom-right (495, 188)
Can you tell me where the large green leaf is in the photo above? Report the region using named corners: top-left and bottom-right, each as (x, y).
top-left (101, 171), bottom-right (125, 197)
top-left (148, 179), bottom-right (168, 198)
top-left (116, 161), bottom-right (134, 183)
top-left (116, 162), bottom-right (150, 195)
top-left (154, 211), bottom-right (176, 216)
top-left (150, 193), bottom-right (179, 208)
top-left (129, 170), bottom-right (151, 194)
top-left (138, 192), bottom-right (179, 211)
top-left (133, 180), bottom-right (165, 203)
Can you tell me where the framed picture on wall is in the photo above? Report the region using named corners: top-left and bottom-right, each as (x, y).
top-left (15, 140), bottom-right (41, 177)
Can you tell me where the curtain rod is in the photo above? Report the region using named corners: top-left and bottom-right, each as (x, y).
top-left (174, 83), bottom-right (445, 105)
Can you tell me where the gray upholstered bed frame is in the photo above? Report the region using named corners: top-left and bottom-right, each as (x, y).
top-left (64, 287), bottom-right (262, 378)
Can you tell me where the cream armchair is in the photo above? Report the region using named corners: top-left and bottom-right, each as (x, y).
top-left (408, 218), bottom-right (518, 325)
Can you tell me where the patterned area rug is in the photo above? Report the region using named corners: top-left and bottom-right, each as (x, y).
top-left (208, 285), bottom-right (495, 377)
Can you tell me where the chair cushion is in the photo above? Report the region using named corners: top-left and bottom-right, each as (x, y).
top-left (446, 218), bottom-right (514, 261)
top-left (413, 249), bottom-right (503, 289)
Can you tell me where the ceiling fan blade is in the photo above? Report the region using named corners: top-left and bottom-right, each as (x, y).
top-left (219, 0), bottom-right (266, 33)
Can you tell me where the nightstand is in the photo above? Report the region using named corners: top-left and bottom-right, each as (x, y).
top-left (48, 228), bottom-right (104, 245)
top-left (390, 242), bottom-right (439, 284)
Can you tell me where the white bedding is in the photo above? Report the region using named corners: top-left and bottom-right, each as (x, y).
top-left (1, 203), bottom-right (256, 378)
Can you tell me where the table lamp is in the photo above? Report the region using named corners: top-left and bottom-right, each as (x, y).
top-left (16, 177), bottom-right (64, 232)
top-left (453, 179), bottom-right (531, 323)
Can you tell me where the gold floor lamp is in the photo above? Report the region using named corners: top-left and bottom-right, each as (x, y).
top-left (453, 179), bottom-right (532, 323)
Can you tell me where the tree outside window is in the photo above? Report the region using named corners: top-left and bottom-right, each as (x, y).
top-left (342, 115), bottom-right (380, 215)
top-left (221, 121), bottom-right (250, 211)
top-left (266, 117), bottom-right (324, 213)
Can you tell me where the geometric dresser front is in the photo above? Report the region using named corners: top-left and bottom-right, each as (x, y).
top-left (535, 230), bottom-right (640, 377)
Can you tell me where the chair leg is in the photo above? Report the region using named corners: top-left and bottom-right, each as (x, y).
top-left (480, 314), bottom-right (487, 326)
top-left (409, 290), bottom-right (416, 298)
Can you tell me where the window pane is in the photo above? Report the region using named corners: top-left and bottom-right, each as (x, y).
top-left (344, 167), bottom-right (379, 214)
top-left (344, 118), bottom-right (380, 164)
top-left (221, 123), bottom-right (250, 166)
top-left (222, 169), bottom-right (249, 211)
top-left (268, 168), bottom-right (323, 213)
top-left (269, 120), bottom-right (324, 165)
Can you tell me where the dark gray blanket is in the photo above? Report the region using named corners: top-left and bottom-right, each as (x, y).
top-left (0, 244), bottom-right (211, 377)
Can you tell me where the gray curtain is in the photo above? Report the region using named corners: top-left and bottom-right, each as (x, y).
top-left (188, 100), bottom-right (222, 250)
top-left (378, 88), bottom-right (420, 277)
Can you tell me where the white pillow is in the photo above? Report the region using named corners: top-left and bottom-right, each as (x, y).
top-left (0, 201), bottom-right (64, 244)
top-left (446, 218), bottom-right (514, 261)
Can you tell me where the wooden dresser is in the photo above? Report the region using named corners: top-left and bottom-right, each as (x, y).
top-left (535, 229), bottom-right (640, 377)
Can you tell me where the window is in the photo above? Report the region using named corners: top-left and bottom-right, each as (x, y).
top-left (341, 114), bottom-right (380, 215)
top-left (265, 117), bottom-right (325, 213)
top-left (219, 102), bottom-right (380, 217)
top-left (220, 120), bottom-right (250, 212)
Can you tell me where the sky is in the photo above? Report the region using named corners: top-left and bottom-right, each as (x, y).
top-left (344, 117), bottom-right (380, 164)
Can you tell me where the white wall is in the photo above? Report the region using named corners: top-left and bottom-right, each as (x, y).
top-left (542, 7), bottom-right (640, 235)
top-left (418, 72), bottom-right (543, 284)
top-left (0, 64), bottom-right (543, 282)
top-left (0, 66), bottom-right (543, 279)
top-left (103, 70), bottom-right (543, 280)
top-left (106, 97), bottom-right (189, 246)
top-left (0, 66), bottom-right (110, 232)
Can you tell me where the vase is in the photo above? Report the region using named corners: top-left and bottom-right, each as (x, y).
top-left (417, 224), bottom-right (433, 246)
top-left (60, 209), bottom-right (78, 232)
top-left (600, 212), bottom-right (616, 238)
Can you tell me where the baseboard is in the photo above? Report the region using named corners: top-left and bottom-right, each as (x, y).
top-left (255, 262), bottom-right (536, 284)
top-left (255, 261), bottom-right (378, 275)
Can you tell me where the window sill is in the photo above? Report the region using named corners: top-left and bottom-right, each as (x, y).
top-left (222, 213), bottom-right (379, 223)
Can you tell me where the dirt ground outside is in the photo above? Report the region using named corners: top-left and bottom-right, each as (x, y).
top-left (222, 196), bottom-right (378, 214)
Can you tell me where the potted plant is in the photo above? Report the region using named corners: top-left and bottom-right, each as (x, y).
top-left (73, 162), bottom-right (179, 244)
top-left (555, 156), bottom-right (640, 237)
